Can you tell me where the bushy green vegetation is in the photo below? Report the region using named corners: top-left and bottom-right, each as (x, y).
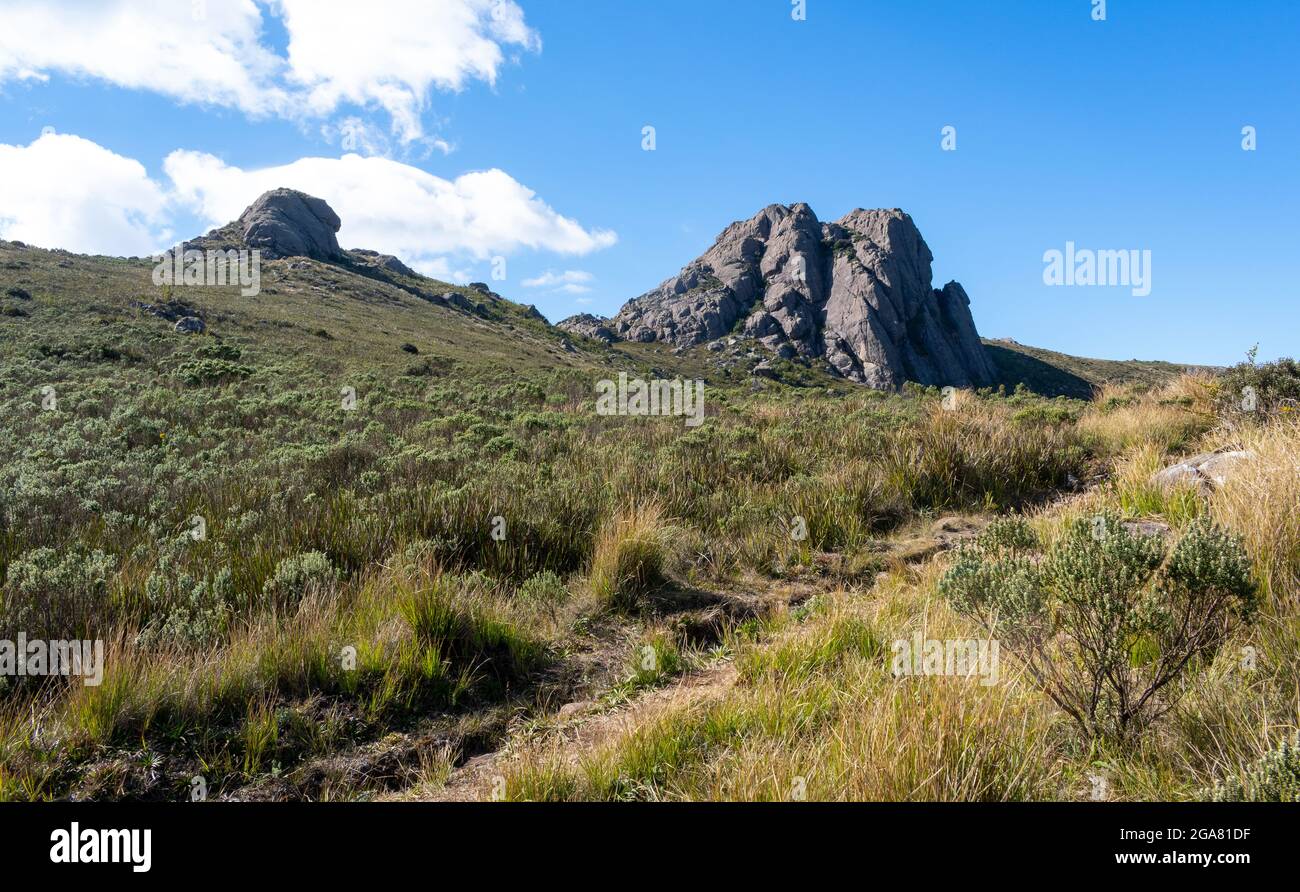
top-left (0, 265), bottom-right (1102, 798)
top-left (1217, 356), bottom-right (1300, 417)
top-left (941, 513), bottom-right (1255, 741)
top-left (1206, 733), bottom-right (1300, 802)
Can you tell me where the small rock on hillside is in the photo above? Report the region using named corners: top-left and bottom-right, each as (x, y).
top-left (556, 313), bottom-right (618, 344)
top-left (1154, 449), bottom-right (1255, 491)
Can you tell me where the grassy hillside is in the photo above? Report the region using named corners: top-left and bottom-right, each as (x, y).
top-left (984, 338), bottom-right (1204, 399)
top-left (2, 240), bottom-right (1296, 805)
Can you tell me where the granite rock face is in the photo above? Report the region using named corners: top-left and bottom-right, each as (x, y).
top-left (237, 188), bottom-right (343, 261)
top-left (350, 248), bottom-right (416, 278)
top-left (556, 313), bottom-right (618, 343)
top-left (608, 204), bottom-right (998, 389)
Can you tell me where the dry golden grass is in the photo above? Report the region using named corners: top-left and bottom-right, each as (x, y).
top-left (1159, 369), bottom-right (1220, 414)
top-left (589, 502), bottom-right (678, 611)
top-left (1077, 398), bottom-right (1208, 456)
top-left (1209, 417), bottom-right (1300, 610)
top-left (504, 565), bottom-right (1066, 801)
top-left (499, 405), bottom-right (1300, 803)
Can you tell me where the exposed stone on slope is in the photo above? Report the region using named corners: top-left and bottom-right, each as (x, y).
top-left (238, 189), bottom-right (343, 261)
top-left (556, 313), bottom-right (617, 343)
top-left (181, 189), bottom-right (346, 265)
top-left (350, 248), bottom-right (416, 278)
top-left (609, 204), bottom-right (998, 390)
top-left (131, 299), bottom-right (200, 323)
top-left (1153, 449), bottom-right (1256, 491)
top-left (174, 316), bottom-right (206, 334)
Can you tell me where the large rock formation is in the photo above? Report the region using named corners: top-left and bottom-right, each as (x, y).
top-left (601, 203), bottom-right (997, 389)
top-left (181, 188), bottom-right (345, 263)
top-left (237, 188), bottom-right (343, 261)
top-left (556, 313), bottom-right (617, 344)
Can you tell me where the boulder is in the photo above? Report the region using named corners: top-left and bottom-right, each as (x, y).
top-left (350, 249), bottom-right (416, 277)
top-left (443, 292), bottom-right (475, 312)
top-left (1153, 449), bottom-right (1255, 491)
top-left (556, 313), bottom-right (617, 343)
top-left (133, 300), bottom-right (199, 322)
top-left (174, 316), bottom-right (206, 334)
top-left (238, 188), bottom-right (342, 261)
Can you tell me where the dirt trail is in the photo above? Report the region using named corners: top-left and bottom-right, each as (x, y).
top-left (405, 660), bottom-right (741, 801)
top-left (392, 515), bottom-right (992, 802)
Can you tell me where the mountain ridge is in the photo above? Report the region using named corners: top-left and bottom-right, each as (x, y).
top-left (0, 189), bottom-right (1202, 398)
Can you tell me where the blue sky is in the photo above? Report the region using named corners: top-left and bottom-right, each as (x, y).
top-left (1, 0), bottom-right (1296, 365)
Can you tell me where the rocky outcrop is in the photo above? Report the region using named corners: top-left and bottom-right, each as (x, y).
top-left (237, 189), bottom-right (343, 261)
top-left (181, 188), bottom-right (346, 264)
top-left (608, 204), bottom-right (998, 390)
top-left (556, 313), bottom-right (617, 344)
top-left (131, 299), bottom-right (201, 323)
top-left (350, 248), bottom-right (416, 278)
top-left (174, 316), bottom-right (206, 334)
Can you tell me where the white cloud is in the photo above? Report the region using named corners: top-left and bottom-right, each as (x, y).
top-left (163, 150), bottom-right (617, 268)
top-left (0, 133), bottom-right (612, 270)
top-left (414, 257), bottom-right (475, 282)
top-left (0, 0), bottom-right (539, 142)
top-left (277, 0), bottom-right (540, 143)
top-left (0, 133), bottom-right (170, 255)
top-left (0, 0), bottom-right (290, 117)
top-left (522, 270), bottom-right (595, 292)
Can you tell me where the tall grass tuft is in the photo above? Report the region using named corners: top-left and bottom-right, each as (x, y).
top-left (1210, 417), bottom-right (1300, 610)
top-left (589, 503), bottom-right (677, 611)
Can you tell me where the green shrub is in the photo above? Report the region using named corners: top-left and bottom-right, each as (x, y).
top-left (517, 571), bottom-right (568, 615)
top-left (940, 512), bottom-right (1256, 741)
top-left (1, 546), bottom-right (117, 639)
top-left (137, 549), bottom-right (233, 648)
top-left (262, 551), bottom-right (338, 611)
top-left (197, 342), bottom-right (243, 362)
top-left (1218, 357), bottom-right (1300, 418)
top-left (1205, 734), bottom-right (1300, 802)
top-left (939, 520), bottom-right (1044, 629)
top-left (176, 358), bottom-right (252, 386)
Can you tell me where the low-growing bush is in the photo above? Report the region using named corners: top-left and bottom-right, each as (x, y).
top-left (517, 570), bottom-right (568, 617)
top-left (262, 551), bottom-right (339, 612)
top-left (1218, 357), bottom-right (1300, 418)
top-left (1204, 733), bottom-right (1300, 802)
top-left (0, 546), bottom-right (117, 640)
top-left (941, 512), bottom-right (1256, 741)
top-left (176, 358), bottom-right (253, 386)
top-left (137, 549), bottom-right (233, 649)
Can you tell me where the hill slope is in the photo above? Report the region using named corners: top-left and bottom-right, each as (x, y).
top-left (983, 339), bottom-right (1206, 400)
top-left (0, 193), bottom-right (1232, 803)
